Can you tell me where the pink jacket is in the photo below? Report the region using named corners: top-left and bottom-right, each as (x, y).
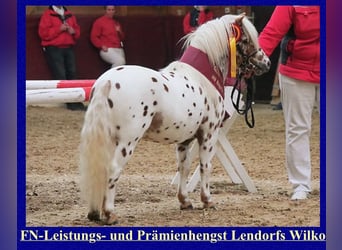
top-left (258, 6), bottom-right (320, 83)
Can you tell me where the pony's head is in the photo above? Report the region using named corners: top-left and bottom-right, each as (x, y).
top-left (221, 13), bottom-right (271, 77)
top-left (182, 13), bottom-right (270, 81)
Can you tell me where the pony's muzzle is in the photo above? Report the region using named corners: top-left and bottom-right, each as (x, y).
top-left (249, 50), bottom-right (271, 75)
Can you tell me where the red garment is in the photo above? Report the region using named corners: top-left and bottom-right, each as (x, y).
top-left (258, 6), bottom-right (320, 83)
top-left (38, 7), bottom-right (80, 47)
top-left (183, 9), bottom-right (214, 34)
top-left (90, 15), bottom-right (125, 49)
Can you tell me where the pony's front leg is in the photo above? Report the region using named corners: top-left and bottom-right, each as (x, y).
top-left (176, 141), bottom-right (193, 210)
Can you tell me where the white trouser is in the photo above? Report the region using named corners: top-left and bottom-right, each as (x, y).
top-left (279, 73), bottom-right (320, 193)
top-left (100, 48), bottom-right (126, 68)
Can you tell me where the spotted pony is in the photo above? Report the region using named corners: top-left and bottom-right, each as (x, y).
top-left (79, 13), bottom-right (270, 224)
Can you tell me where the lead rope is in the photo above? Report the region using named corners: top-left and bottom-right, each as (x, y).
top-left (231, 73), bottom-right (255, 128)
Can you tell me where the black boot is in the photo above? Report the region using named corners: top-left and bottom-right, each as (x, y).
top-left (66, 102), bottom-right (86, 111)
top-left (272, 102), bottom-right (282, 110)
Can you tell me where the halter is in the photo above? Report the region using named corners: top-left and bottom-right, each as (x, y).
top-left (226, 23), bottom-right (260, 79)
top-left (237, 46), bottom-right (261, 78)
top-left (226, 22), bottom-right (256, 128)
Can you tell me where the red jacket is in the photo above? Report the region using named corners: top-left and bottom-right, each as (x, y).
top-left (90, 15), bottom-right (125, 49)
top-left (38, 6), bottom-right (80, 47)
top-left (183, 9), bottom-right (214, 34)
top-left (258, 6), bottom-right (320, 83)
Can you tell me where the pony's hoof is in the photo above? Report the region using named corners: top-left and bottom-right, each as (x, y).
top-left (104, 213), bottom-right (119, 225)
top-left (87, 210), bottom-right (100, 221)
top-left (203, 201), bottom-right (216, 210)
top-left (180, 202), bottom-right (193, 210)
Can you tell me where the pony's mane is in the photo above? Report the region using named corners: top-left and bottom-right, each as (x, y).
top-left (182, 17), bottom-right (228, 75)
top-left (181, 14), bottom-right (259, 79)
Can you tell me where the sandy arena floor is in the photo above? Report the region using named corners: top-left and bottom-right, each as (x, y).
top-left (25, 103), bottom-right (321, 226)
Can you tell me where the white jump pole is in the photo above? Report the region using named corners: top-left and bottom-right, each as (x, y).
top-left (26, 79), bottom-right (96, 90)
top-left (26, 87), bottom-right (92, 104)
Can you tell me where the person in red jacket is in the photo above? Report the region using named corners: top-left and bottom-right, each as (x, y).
top-left (258, 6), bottom-right (320, 200)
top-left (38, 5), bottom-right (84, 110)
top-left (90, 6), bottom-right (126, 68)
top-left (183, 6), bottom-right (214, 34)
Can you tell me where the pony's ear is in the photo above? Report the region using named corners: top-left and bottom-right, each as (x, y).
top-left (235, 12), bottom-right (246, 26)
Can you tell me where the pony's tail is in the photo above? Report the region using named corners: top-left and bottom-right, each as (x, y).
top-left (79, 81), bottom-right (113, 215)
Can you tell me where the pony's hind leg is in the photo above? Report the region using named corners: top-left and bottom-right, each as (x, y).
top-left (176, 140), bottom-right (194, 210)
top-left (102, 163), bottom-right (121, 225)
top-left (102, 142), bottom-right (137, 224)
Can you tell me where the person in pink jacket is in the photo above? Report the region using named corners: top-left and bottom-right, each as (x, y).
top-left (90, 6), bottom-right (126, 68)
top-left (258, 6), bottom-right (320, 200)
top-left (183, 6), bottom-right (214, 34)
